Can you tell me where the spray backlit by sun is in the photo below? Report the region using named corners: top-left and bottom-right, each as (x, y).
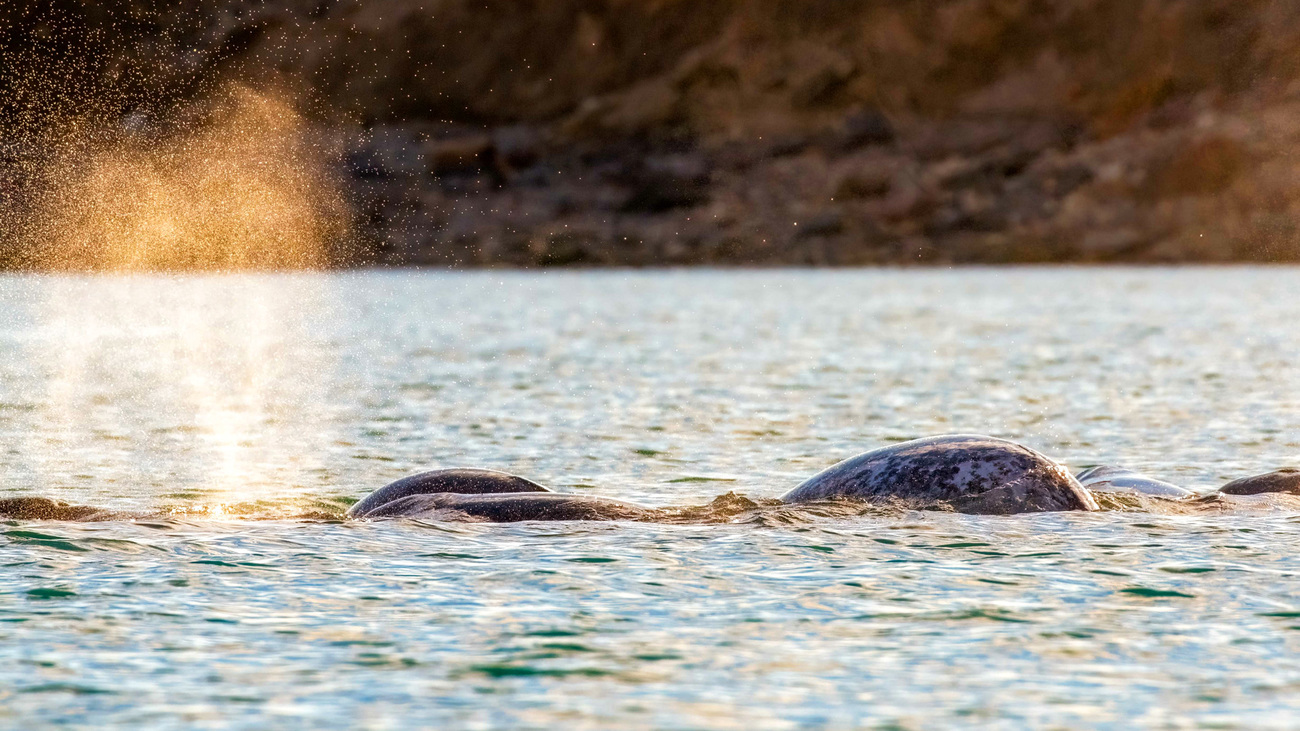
top-left (24, 86), bottom-right (349, 272)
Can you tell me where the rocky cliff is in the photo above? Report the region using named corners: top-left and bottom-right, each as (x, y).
top-left (6, 0), bottom-right (1300, 266)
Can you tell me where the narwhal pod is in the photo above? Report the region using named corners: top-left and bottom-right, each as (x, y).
top-left (781, 434), bottom-right (1099, 514)
top-left (346, 468), bottom-right (656, 522)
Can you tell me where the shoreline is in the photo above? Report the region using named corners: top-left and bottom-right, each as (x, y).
top-left (5, 261), bottom-right (1300, 276)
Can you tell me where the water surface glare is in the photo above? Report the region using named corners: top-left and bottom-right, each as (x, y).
top-left (2, 268), bottom-right (1300, 728)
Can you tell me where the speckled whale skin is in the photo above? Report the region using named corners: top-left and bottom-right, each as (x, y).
top-left (347, 468), bottom-right (550, 519)
top-left (1075, 466), bottom-right (1193, 498)
top-left (1218, 468), bottom-right (1300, 496)
top-left (780, 435), bottom-right (1099, 514)
top-left (360, 492), bottom-right (656, 522)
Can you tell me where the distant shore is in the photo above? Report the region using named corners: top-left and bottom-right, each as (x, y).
top-left (5, 1), bottom-right (1300, 268)
top-left (338, 108), bottom-right (1291, 268)
top-left (5, 101), bottom-right (1295, 269)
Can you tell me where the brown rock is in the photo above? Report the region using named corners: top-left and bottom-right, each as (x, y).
top-left (1147, 136), bottom-right (1247, 199)
top-left (834, 166), bottom-right (894, 199)
top-left (788, 45), bottom-right (856, 108)
top-left (424, 135), bottom-right (496, 177)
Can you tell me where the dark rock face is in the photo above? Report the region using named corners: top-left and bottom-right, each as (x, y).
top-left (347, 469), bottom-right (550, 519)
top-left (360, 492), bottom-right (655, 522)
top-left (781, 435), bottom-right (1098, 514)
top-left (1075, 466), bottom-right (1192, 498)
top-left (1218, 469), bottom-right (1300, 496)
top-left (11, 1), bottom-right (1300, 269)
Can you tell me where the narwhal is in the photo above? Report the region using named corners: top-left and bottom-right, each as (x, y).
top-left (349, 434), bottom-right (1101, 520)
top-left (345, 468), bottom-right (657, 522)
top-left (7, 436), bottom-right (1296, 523)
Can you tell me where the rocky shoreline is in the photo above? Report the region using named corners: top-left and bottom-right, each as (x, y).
top-left (7, 0), bottom-right (1300, 267)
top-left (346, 99), bottom-right (1296, 267)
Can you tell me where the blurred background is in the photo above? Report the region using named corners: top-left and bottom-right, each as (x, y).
top-left (5, 0), bottom-right (1300, 268)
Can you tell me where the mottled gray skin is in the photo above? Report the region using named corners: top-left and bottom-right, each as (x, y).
top-left (0, 497), bottom-right (124, 521)
top-left (1075, 466), bottom-right (1192, 498)
top-left (347, 468), bottom-right (550, 519)
top-left (780, 434), bottom-right (1099, 514)
top-left (1219, 468), bottom-right (1300, 496)
top-left (360, 492), bottom-right (656, 522)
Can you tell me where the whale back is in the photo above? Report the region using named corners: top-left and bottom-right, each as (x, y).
top-left (347, 468), bottom-right (551, 518)
top-left (781, 434), bottom-right (1098, 514)
top-left (1075, 465), bottom-right (1192, 498)
top-left (0, 497), bottom-right (123, 521)
top-left (1219, 468), bottom-right (1300, 496)
top-left (360, 492), bottom-right (654, 522)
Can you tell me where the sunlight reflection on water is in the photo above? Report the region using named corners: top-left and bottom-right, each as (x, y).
top-left (1, 274), bottom-right (343, 511)
top-left (1, 268), bottom-right (1300, 728)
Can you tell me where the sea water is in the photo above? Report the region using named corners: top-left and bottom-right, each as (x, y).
top-left (1, 268), bottom-right (1299, 729)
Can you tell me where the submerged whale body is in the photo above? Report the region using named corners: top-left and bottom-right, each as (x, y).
top-left (780, 434), bottom-right (1099, 514)
top-left (1218, 468), bottom-right (1300, 496)
top-left (347, 468), bottom-right (652, 522)
top-left (0, 497), bottom-right (122, 521)
top-left (1075, 466), bottom-right (1193, 498)
top-left (361, 491), bottom-right (656, 522)
top-left (347, 468), bottom-right (550, 519)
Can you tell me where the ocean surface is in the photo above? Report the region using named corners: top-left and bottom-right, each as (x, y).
top-left (2, 268), bottom-right (1300, 729)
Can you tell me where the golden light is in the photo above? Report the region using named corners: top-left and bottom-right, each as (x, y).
top-left (26, 85), bottom-right (349, 272)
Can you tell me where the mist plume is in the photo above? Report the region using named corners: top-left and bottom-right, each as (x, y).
top-left (18, 86), bottom-right (350, 272)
